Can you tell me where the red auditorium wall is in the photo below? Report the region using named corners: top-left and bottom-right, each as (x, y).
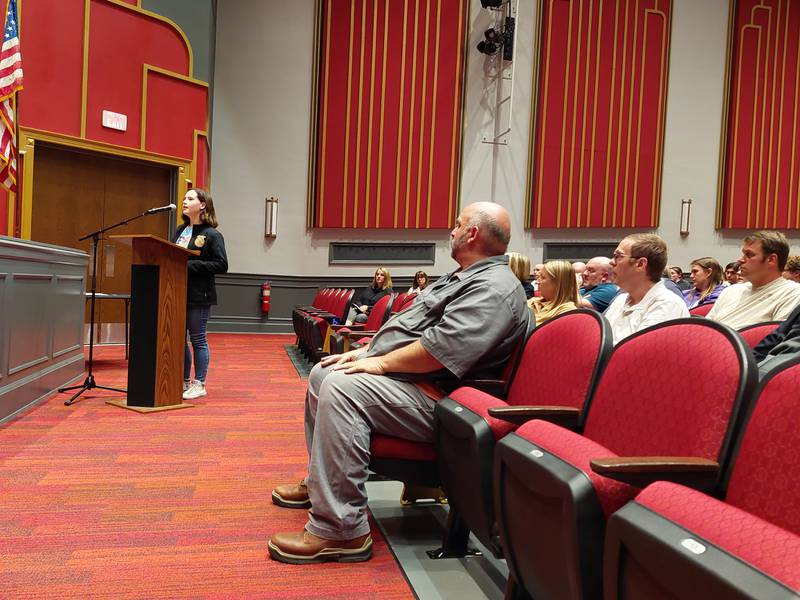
top-left (5, 0), bottom-right (209, 237)
top-left (308, 0), bottom-right (469, 229)
top-left (527, 0), bottom-right (672, 229)
top-left (717, 0), bottom-right (800, 230)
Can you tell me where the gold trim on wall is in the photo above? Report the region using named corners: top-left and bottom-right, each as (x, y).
top-left (191, 130), bottom-right (210, 190)
top-left (306, 0), bottom-right (471, 229)
top-left (307, 0), bottom-right (325, 228)
top-left (449, 0), bottom-right (469, 227)
top-left (140, 64), bottom-right (210, 151)
top-left (81, 0), bottom-right (91, 138)
top-left (524, 1), bottom-right (545, 228)
top-left (715, 1), bottom-right (737, 228)
top-left (19, 0), bottom-right (205, 239)
top-left (525, 0), bottom-right (671, 229)
top-left (103, 0), bottom-right (196, 77)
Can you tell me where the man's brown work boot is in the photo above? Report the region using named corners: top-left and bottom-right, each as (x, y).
top-left (268, 530), bottom-right (373, 564)
top-left (271, 481), bottom-right (311, 509)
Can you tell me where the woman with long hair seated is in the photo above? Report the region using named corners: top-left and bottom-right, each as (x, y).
top-left (347, 266), bottom-right (393, 324)
top-left (527, 260), bottom-right (579, 326)
top-left (682, 257), bottom-right (725, 309)
top-left (407, 270), bottom-right (429, 294)
top-left (507, 252), bottom-right (535, 299)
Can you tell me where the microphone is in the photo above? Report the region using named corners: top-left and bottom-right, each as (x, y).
top-left (145, 203), bottom-right (176, 215)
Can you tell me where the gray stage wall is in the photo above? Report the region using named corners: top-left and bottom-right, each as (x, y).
top-left (208, 273), bottom-right (420, 334)
top-left (0, 237), bottom-right (88, 422)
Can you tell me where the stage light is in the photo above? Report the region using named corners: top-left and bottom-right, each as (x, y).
top-left (477, 28), bottom-right (500, 56)
top-left (476, 21), bottom-right (515, 61)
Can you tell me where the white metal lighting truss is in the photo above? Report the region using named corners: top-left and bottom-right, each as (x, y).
top-left (481, 0), bottom-right (518, 146)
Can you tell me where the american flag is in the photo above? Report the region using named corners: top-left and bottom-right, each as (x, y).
top-left (0, 0), bottom-right (22, 192)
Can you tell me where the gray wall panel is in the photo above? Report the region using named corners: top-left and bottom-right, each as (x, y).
top-left (0, 237), bottom-right (88, 421)
top-left (52, 276), bottom-right (86, 357)
top-left (8, 275), bottom-right (51, 375)
top-left (0, 273), bottom-right (5, 379)
top-left (208, 273), bottom-right (422, 334)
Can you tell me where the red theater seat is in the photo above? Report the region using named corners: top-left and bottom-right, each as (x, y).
top-left (433, 310), bottom-right (612, 558)
top-left (493, 318), bottom-right (757, 600)
top-left (689, 303), bottom-right (714, 317)
top-left (604, 356), bottom-right (800, 598)
top-left (738, 320), bottom-right (781, 350)
top-left (327, 293), bottom-right (395, 356)
top-left (368, 319), bottom-right (533, 511)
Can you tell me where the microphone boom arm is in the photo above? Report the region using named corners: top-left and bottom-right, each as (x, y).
top-left (79, 205), bottom-right (170, 241)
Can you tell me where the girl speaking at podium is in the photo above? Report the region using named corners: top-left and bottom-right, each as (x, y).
top-left (174, 188), bottom-right (228, 400)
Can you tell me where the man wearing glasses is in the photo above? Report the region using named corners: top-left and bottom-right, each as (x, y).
top-left (604, 233), bottom-right (689, 344)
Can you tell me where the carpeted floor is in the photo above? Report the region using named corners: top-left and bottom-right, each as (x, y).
top-left (0, 334), bottom-right (413, 599)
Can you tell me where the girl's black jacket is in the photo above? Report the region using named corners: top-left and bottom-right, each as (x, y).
top-left (173, 223), bottom-right (228, 306)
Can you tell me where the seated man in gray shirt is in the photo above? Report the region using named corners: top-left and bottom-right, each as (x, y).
top-left (268, 202), bottom-right (530, 564)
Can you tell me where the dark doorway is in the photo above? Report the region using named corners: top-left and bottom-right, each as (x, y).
top-left (30, 144), bottom-right (175, 342)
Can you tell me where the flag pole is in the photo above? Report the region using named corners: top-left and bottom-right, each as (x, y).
top-left (12, 89), bottom-right (19, 237)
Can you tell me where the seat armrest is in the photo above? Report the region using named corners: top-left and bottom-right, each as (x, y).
top-left (329, 324), bottom-right (350, 332)
top-left (461, 379), bottom-right (506, 398)
top-left (311, 313), bottom-right (338, 323)
top-left (590, 457), bottom-right (720, 490)
top-left (344, 329), bottom-right (378, 340)
top-left (487, 405), bottom-right (580, 428)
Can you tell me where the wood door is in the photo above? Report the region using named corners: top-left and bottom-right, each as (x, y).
top-left (30, 144), bottom-right (174, 335)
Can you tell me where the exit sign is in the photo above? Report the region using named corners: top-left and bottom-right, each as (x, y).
top-left (102, 110), bottom-right (127, 132)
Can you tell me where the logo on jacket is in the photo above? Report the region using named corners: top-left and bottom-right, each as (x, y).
top-left (195, 235), bottom-right (206, 248)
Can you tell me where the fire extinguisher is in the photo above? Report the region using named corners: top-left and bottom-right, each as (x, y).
top-left (261, 281), bottom-right (271, 316)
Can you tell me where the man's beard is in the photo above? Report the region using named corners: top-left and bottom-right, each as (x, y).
top-left (449, 230), bottom-right (469, 259)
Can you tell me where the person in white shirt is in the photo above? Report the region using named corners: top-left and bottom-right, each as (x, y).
top-left (604, 234), bottom-right (689, 344)
top-left (707, 231), bottom-right (800, 330)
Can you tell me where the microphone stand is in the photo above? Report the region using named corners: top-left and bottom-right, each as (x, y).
top-left (60, 208), bottom-right (170, 406)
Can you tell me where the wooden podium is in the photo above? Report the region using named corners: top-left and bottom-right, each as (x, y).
top-left (106, 235), bottom-right (198, 413)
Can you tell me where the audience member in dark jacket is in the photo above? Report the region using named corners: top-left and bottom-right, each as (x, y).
top-left (173, 188), bottom-right (228, 400)
top-left (347, 267), bottom-right (393, 324)
top-left (753, 302), bottom-right (800, 375)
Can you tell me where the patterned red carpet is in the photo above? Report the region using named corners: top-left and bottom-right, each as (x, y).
top-left (0, 334), bottom-right (413, 599)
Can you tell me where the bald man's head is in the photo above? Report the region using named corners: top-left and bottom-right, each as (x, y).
top-left (465, 202), bottom-right (511, 253)
top-left (582, 256), bottom-right (614, 289)
top-left (450, 202), bottom-right (512, 263)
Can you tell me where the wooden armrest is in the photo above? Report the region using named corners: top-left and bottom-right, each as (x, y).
top-left (590, 456), bottom-right (720, 490)
top-left (461, 379), bottom-right (506, 397)
top-left (344, 329), bottom-right (378, 339)
top-left (329, 324), bottom-right (350, 332)
top-left (487, 405), bottom-right (580, 428)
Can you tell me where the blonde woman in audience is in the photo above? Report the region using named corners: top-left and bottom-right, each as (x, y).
top-left (783, 255), bottom-right (800, 283)
top-left (683, 257), bottom-right (726, 309)
top-left (507, 252), bottom-right (535, 299)
top-left (407, 271), bottom-right (429, 294)
top-left (528, 260), bottom-right (579, 326)
top-left (347, 266), bottom-right (393, 324)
